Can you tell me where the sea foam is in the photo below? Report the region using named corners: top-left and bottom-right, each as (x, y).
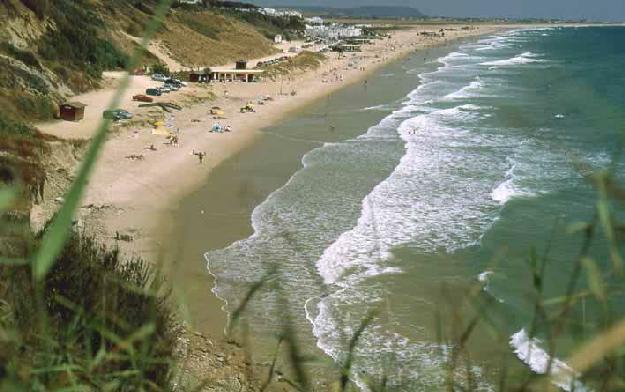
top-left (510, 329), bottom-right (590, 392)
top-left (312, 47), bottom-right (508, 389)
top-left (482, 51), bottom-right (545, 67)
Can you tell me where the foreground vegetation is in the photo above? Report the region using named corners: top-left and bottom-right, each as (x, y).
top-left (1, 2), bottom-right (177, 388)
top-left (0, 232), bottom-right (175, 390)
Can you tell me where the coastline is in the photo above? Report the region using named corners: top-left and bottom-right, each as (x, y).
top-left (32, 24), bottom-right (505, 272)
top-left (163, 24), bottom-right (510, 386)
top-left (161, 24), bottom-right (509, 334)
top-left (32, 23), bottom-right (519, 388)
top-left (21, 21), bottom-right (625, 390)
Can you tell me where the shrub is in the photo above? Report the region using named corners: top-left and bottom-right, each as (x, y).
top-left (2, 43), bottom-right (42, 70)
top-left (261, 51), bottom-right (326, 79)
top-left (52, 64), bottom-right (69, 81)
top-left (36, 0), bottom-right (129, 84)
top-left (0, 232), bottom-right (176, 389)
top-left (0, 110), bottom-right (37, 138)
top-left (126, 20), bottom-right (145, 37)
top-left (131, 0), bottom-right (157, 14)
top-left (20, 0), bottom-right (50, 19)
top-left (13, 94), bottom-right (55, 121)
top-left (151, 63), bottom-right (170, 76)
top-left (219, 9), bottom-right (305, 39)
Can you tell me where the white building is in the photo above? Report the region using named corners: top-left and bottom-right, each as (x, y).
top-left (336, 27), bottom-right (362, 38)
top-left (305, 25), bottom-right (329, 38)
top-left (231, 7), bottom-right (302, 18)
top-left (305, 16), bottom-right (325, 25)
top-left (259, 8), bottom-right (303, 18)
top-left (305, 24), bottom-right (362, 39)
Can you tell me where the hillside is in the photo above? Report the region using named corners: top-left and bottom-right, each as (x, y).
top-left (0, 0), bottom-right (296, 264)
top-left (0, 0), bottom-right (292, 220)
top-left (0, 0), bottom-right (285, 139)
top-left (157, 9), bottom-right (278, 67)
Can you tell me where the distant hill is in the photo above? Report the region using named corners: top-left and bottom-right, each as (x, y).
top-left (283, 6), bottom-right (425, 19)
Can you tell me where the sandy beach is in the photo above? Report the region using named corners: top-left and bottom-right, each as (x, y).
top-left (31, 23), bottom-right (512, 388)
top-left (33, 25), bottom-right (503, 260)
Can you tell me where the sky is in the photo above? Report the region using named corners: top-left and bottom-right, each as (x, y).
top-left (249, 0), bottom-right (625, 21)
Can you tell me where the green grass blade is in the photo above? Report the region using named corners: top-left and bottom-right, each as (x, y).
top-left (581, 257), bottom-right (606, 301)
top-left (341, 311), bottom-right (377, 391)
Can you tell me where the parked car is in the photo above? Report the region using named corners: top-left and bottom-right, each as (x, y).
top-left (164, 83), bottom-right (179, 91)
top-left (158, 86), bottom-right (171, 94)
top-left (146, 88), bottom-right (162, 96)
top-left (165, 78), bottom-right (186, 87)
top-left (133, 94), bottom-right (154, 102)
top-left (151, 73), bottom-right (168, 81)
top-left (103, 109), bottom-right (133, 121)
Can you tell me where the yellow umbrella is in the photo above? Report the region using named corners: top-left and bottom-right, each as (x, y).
top-left (152, 126), bottom-right (172, 136)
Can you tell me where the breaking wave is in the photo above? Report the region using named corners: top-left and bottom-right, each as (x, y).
top-left (482, 51), bottom-right (545, 67)
top-left (510, 329), bottom-right (590, 392)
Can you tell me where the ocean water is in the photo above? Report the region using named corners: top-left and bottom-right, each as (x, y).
top-left (204, 27), bottom-right (625, 389)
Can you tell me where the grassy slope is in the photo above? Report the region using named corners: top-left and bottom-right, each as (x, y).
top-left (0, 1), bottom-right (279, 133)
top-left (158, 9), bottom-right (277, 67)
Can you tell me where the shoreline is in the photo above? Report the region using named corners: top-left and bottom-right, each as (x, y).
top-left (164, 40), bottom-right (473, 387)
top-left (33, 24), bottom-right (505, 269)
top-left (152, 24), bottom-right (505, 334)
top-left (33, 23), bottom-right (534, 387)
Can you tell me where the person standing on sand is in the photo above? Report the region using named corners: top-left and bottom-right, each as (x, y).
top-left (193, 150), bottom-right (206, 164)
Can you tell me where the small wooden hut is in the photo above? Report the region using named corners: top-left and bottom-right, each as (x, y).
top-left (59, 102), bottom-right (86, 122)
